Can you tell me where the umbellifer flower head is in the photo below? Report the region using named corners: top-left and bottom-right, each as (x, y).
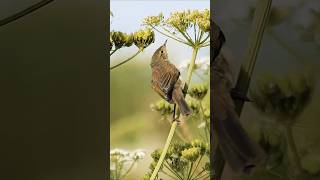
top-left (188, 83), bottom-right (208, 100)
top-left (133, 28), bottom-right (155, 49)
top-left (143, 13), bottom-right (164, 26)
top-left (181, 147), bottom-right (201, 162)
top-left (150, 99), bottom-right (174, 115)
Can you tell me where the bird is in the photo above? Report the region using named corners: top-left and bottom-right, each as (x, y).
top-left (150, 40), bottom-right (192, 117)
top-left (210, 21), bottom-right (265, 174)
top-left (212, 52), bottom-right (265, 174)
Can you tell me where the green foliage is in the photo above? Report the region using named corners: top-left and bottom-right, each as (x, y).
top-left (188, 83), bottom-right (208, 101)
top-left (143, 139), bottom-right (210, 180)
top-left (250, 74), bottom-right (314, 123)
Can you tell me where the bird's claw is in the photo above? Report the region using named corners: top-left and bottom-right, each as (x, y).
top-left (231, 88), bottom-right (252, 102)
top-left (172, 118), bottom-right (180, 123)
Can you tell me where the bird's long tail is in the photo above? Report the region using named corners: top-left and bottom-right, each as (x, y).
top-left (216, 108), bottom-right (265, 173)
top-left (172, 88), bottom-right (192, 116)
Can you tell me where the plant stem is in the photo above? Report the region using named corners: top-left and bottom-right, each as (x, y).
top-left (0, 0), bottom-right (54, 27)
top-left (120, 161), bottom-right (136, 179)
top-left (185, 47), bottom-right (199, 89)
top-left (190, 155), bottom-right (203, 178)
top-left (110, 47), bottom-right (120, 56)
top-left (164, 161), bottom-right (184, 180)
top-left (150, 47), bottom-right (199, 180)
top-left (214, 0), bottom-right (273, 179)
top-left (110, 49), bottom-right (142, 70)
top-left (284, 124), bottom-right (302, 174)
top-left (151, 26), bottom-right (189, 45)
top-left (187, 162), bottom-right (194, 180)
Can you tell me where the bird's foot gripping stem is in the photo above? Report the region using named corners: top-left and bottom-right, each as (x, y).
top-left (172, 118), bottom-right (180, 123)
top-left (231, 88), bottom-right (252, 102)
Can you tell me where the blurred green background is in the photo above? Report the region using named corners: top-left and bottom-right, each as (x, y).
top-left (214, 0), bottom-right (320, 179)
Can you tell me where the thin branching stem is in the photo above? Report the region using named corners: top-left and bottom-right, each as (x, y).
top-left (161, 26), bottom-right (187, 43)
top-left (110, 48), bottom-right (143, 70)
top-left (190, 155), bottom-right (203, 178)
top-left (151, 26), bottom-right (189, 45)
top-left (110, 47), bottom-right (120, 56)
top-left (164, 161), bottom-right (184, 180)
top-left (187, 162), bottom-right (194, 180)
top-left (120, 161), bottom-right (136, 179)
top-left (284, 124), bottom-right (302, 173)
top-left (199, 34), bottom-right (209, 45)
top-left (0, 0), bottom-right (54, 27)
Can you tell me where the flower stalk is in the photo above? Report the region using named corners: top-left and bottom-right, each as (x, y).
top-left (150, 46), bottom-right (198, 180)
top-left (213, 0), bottom-right (273, 179)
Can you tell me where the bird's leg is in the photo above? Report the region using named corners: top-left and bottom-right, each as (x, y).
top-left (231, 88), bottom-right (252, 102)
top-left (172, 104), bottom-right (180, 123)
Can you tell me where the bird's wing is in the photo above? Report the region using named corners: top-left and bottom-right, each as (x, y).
top-left (151, 62), bottom-right (180, 100)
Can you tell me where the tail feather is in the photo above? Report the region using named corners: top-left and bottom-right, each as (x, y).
top-left (172, 88), bottom-right (192, 116)
top-left (217, 108), bottom-right (265, 173)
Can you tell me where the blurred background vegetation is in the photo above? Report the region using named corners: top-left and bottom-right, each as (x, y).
top-left (214, 0), bottom-right (320, 179)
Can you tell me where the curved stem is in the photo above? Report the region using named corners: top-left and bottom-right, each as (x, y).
top-left (199, 43), bottom-right (210, 48)
top-left (199, 34), bottom-right (209, 45)
top-left (161, 26), bottom-right (187, 42)
top-left (284, 125), bottom-right (302, 173)
top-left (177, 28), bottom-right (194, 46)
top-left (110, 49), bottom-right (142, 70)
top-left (120, 161), bottom-right (136, 179)
top-left (110, 47), bottom-right (120, 56)
top-left (164, 161), bottom-right (184, 180)
top-left (187, 162), bottom-right (194, 180)
top-left (190, 155), bottom-right (203, 179)
top-left (151, 26), bottom-right (189, 45)
top-left (0, 0), bottom-right (54, 27)
top-left (150, 47), bottom-right (199, 180)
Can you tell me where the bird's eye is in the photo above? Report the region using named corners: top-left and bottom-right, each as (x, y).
top-left (161, 50), bottom-right (163, 53)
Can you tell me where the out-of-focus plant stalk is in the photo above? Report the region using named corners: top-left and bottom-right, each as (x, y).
top-left (214, 0), bottom-right (272, 179)
top-left (0, 0), bottom-right (54, 27)
top-left (284, 124), bottom-right (303, 174)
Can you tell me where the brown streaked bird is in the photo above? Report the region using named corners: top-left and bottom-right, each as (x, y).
top-left (212, 53), bottom-right (265, 174)
top-left (210, 21), bottom-right (265, 174)
top-left (150, 40), bottom-right (192, 117)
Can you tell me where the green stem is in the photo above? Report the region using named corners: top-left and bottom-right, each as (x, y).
top-left (0, 0), bottom-right (54, 27)
top-left (151, 26), bottom-right (189, 45)
top-left (177, 28), bottom-right (195, 46)
top-left (110, 47), bottom-right (120, 56)
top-left (185, 47), bottom-right (199, 88)
top-left (110, 49), bottom-right (142, 70)
top-left (164, 161), bottom-right (184, 180)
top-left (150, 46), bottom-right (199, 180)
top-left (187, 162), bottom-right (194, 180)
top-left (190, 155), bottom-right (203, 179)
top-left (161, 170), bottom-right (181, 180)
top-left (120, 161), bottom-right (136, 179)
top-left (161, 26), bottom-right (188, 43)
top-left (150, 122), bottom-right (178, 180)
top-left (284, 124), bottom-right (302, 174)
top-left (214, 0), bottom-right (273, 179)
top-left (199, 101), bottom-right (209, 141)
top-left (199, 34), bottom-right (209, 44)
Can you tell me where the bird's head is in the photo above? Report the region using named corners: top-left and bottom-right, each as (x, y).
top-left (151, 40), bottom-right (168, 65)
